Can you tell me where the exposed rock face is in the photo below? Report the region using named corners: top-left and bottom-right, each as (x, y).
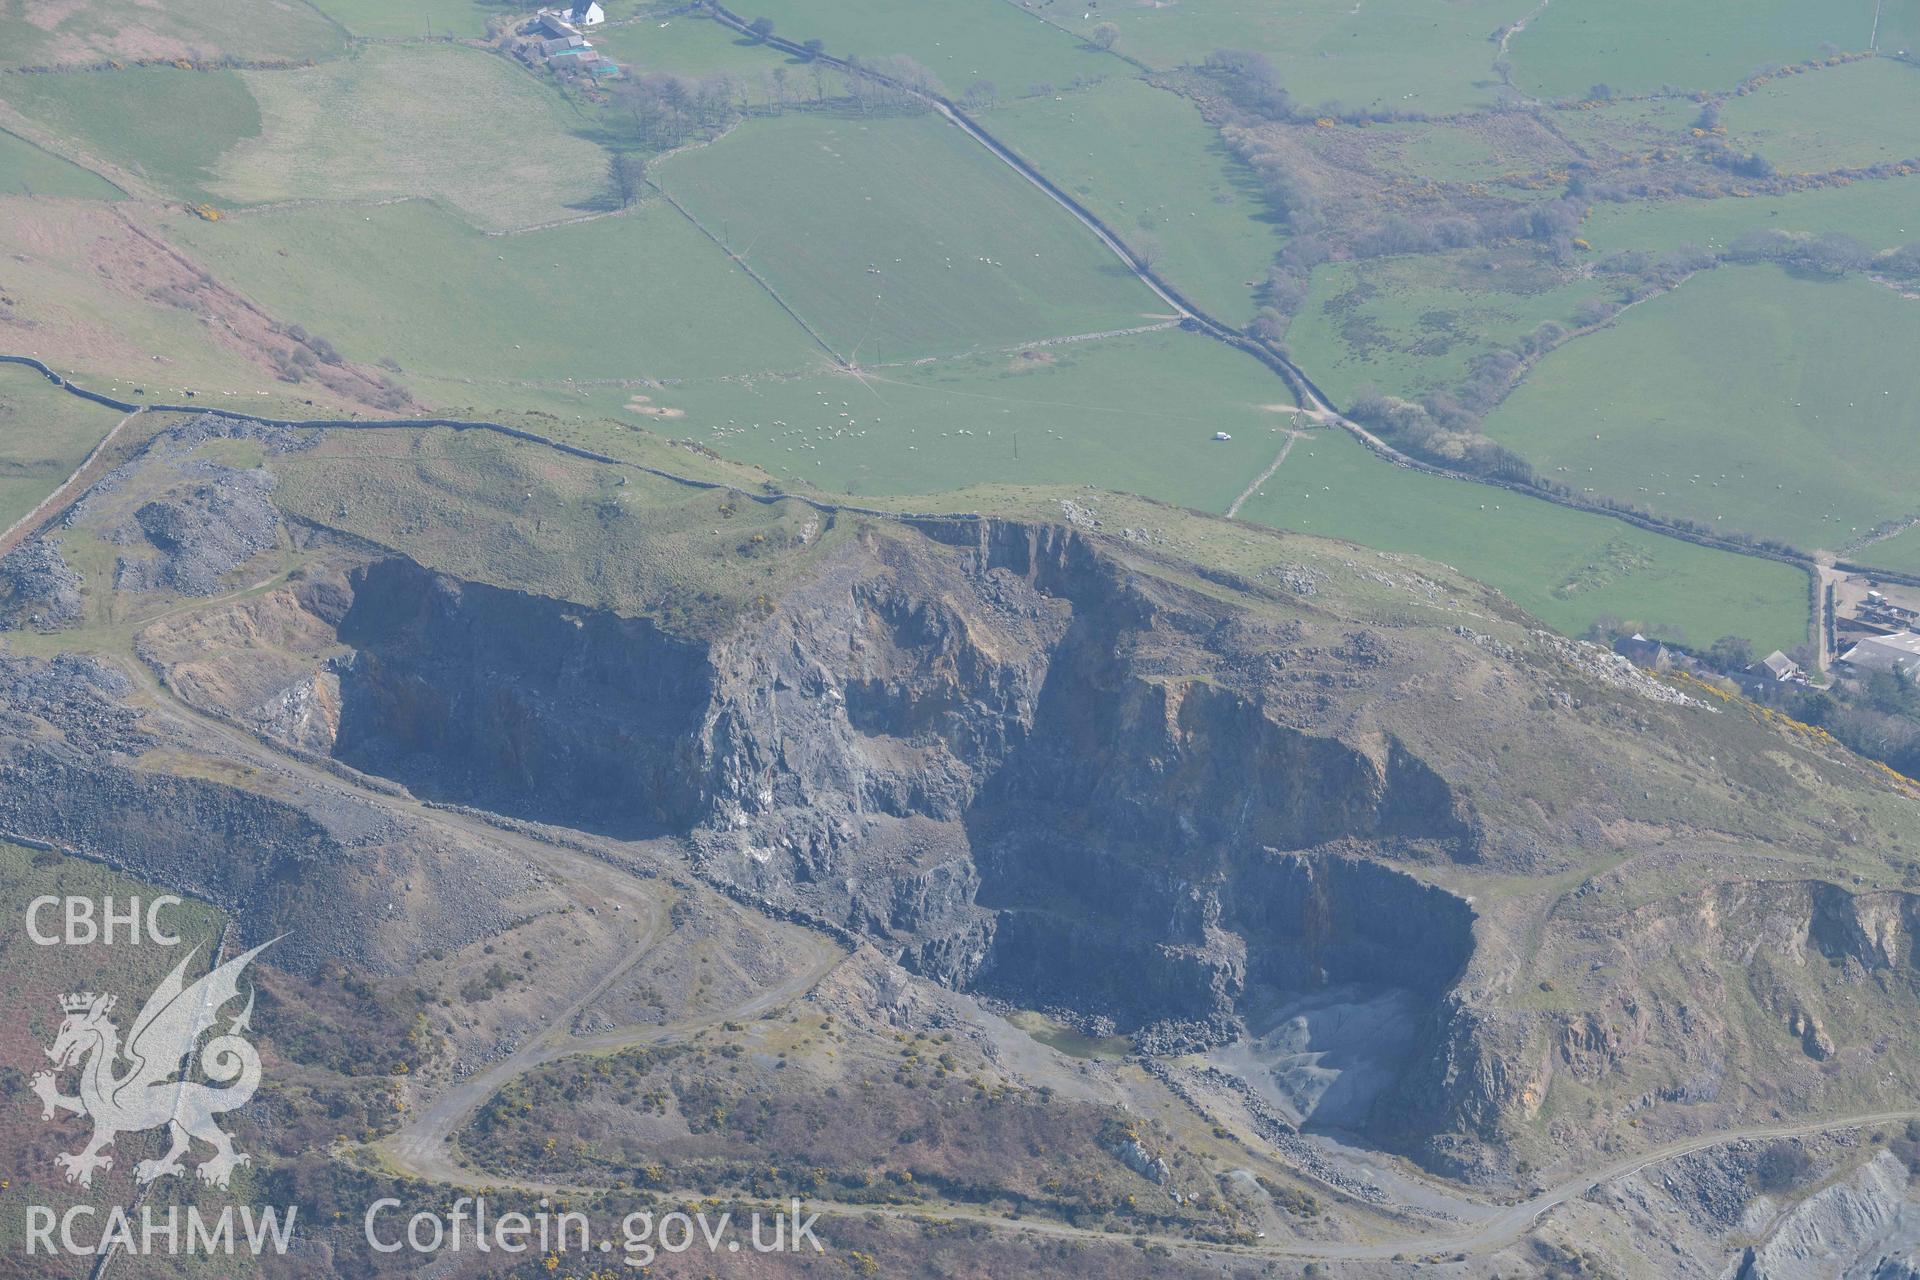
top-left (1112, 1137), bottom-right (1171, 1185)
top-left (131, 517), bottom-right (1496, 1151)
top-left (1877, 1253), bottom-right (1920, 1280)
top-left (114, 466), bottom-right (281, 595)
top-left (0, 539), bottom-right (83, 630)
top-left (117, 507), bottom-right (1920, 1177)
top-left (1735, 1152), bottom-right (1917, 1280)
top-left (1522, 876), bottom-right (1920, 1129)
top-left (976, 842), bottom-right (1474, 1037)
top-left (256, 526), bottom-right (1480, 1027)
top-left (0, 651), bottom-right (545, 977)
top-left (330, 557), bottom-right (715, 835)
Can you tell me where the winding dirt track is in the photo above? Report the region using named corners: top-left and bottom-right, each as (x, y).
top-left (1226, 427), bottom-right (1305, 518)
top-left (808, 1107), bottom-right (1920, 1264)
top-left (114, 614), bottom-right (1920, 1262)
top-left (5, 458), bottom-right (1900, 1264)
top-left (0, 37), bottom-right (1897, 1234)
top-left (0, 11), bottom-right (1897, 1262)
top-left (374, 930), bottom-right (845, 1193)
top-left (113, 648), bottom-right (846, 1193)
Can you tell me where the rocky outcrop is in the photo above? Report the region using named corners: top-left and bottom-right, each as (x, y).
top-left (121, 503), bottom-right (1920, 1177)
top-left (974, 843), bottom-right (1474, 1034)
top-left (128, 517), bottom-right (1497, 1153)
top-left (276, 527), bottom-right (1479, 1034)
top-left (1493, 875), bottom-right (1920, 1181)
top-left (0, 538), bottom-right (83, 630)
top-left (19, 411), bottom-right (1920, 1211)
top-left (1111, 1136), bottom-right (1172, 1185)
top-left (1735, 1152), bottom-right (1917, 1280)
top-left (0, 651), bottom-right (542, 976)
top-left (113, 466), bottom-right (280, 595)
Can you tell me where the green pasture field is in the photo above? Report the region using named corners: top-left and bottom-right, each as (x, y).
top-left (1882, 2), bottom-right (1920, 55)
top-left (214, 45), bottom-right (608, 231)
top-left (1285, 252), bottom-right (1612, 406)
top-left (1718, 58), bottom-right (1920, 173)
top-left (0, 67), bottom-right (260, 203)
top-left (272, 428), bottom-right (856, 634)
top-left (351, 324), bottom-right (1301, 517)
top-left (1509, 0), bottom-right (1881, 99)
top-left (652, 111), bottom-right (1160, 361)
top-left (1234, 428), bottom-right (1808, 650)
top-left (1864, 523), bottom-right (1920, 574)
top-left (720, 0), bottom-right (1112, 98)
top-left (1581, 179), bottom-right (1920, 255)
top-left (0, 197), bottom-right (331, 416)
top-left (164, 197), bottom-right (828, 386)
top-left (0, 363), bottom-right (126, 528)
top-left (571, 327), bottom-right (1295, 509)
top-left (305, 0), bottom-right (495, 39)
top-left (985, 78), bottom-right (1284, 323)
top-left (1347, 115), bottom-right (1579, 184)
top-left (0, 0), bottom-right (343, 69)
top-left (590, 11), bottom-right (795, 77)
top-left (1042, 0), bottom-right (1535, 115)
top-left (1543, 97), bottom-right (1703, 156)
top-left (1480, 266), bottom-right (1920, 552)
top-left (0, 127), bottom-right (122, 199)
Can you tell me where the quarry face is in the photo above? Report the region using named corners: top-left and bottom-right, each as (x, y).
top-left (2, 418), bottom-right (1917, 1278)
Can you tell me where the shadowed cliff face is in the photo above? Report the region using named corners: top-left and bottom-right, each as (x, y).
top-left (332, 558), bottom-right (716, 836)
top-left (23, 419), bottom-right (1920, 1198)
top-left (978, 845), bottom-right (1476, 1038)
top-left (130, 519), bottom-right (1493, 1149)
top-left (309, 528), bottom-right (1478, 1041)
top-left (0, 654), bottom-right (541, 977)
top-left (961, 669), bottom-right (1476, 1031)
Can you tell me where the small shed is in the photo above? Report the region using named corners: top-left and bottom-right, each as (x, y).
top-left (570, 0), bottom-right (605, 25)
top-left (1616, 634), bottom-right (1675, 671)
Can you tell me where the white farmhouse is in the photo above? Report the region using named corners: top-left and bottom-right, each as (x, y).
top-left (534, 2), bottom-right (602, 34)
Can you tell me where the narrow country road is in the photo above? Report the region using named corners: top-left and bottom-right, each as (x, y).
top-left (1815, 559), bottom-right (1841, 673)
top-left (825, 1107), bottom-right (1920, 1264)
top-left (702, 5), bottom-right (1829, 658)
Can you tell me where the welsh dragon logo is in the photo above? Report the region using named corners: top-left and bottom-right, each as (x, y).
top-left (31, 941), bottom-right (276, 1190)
